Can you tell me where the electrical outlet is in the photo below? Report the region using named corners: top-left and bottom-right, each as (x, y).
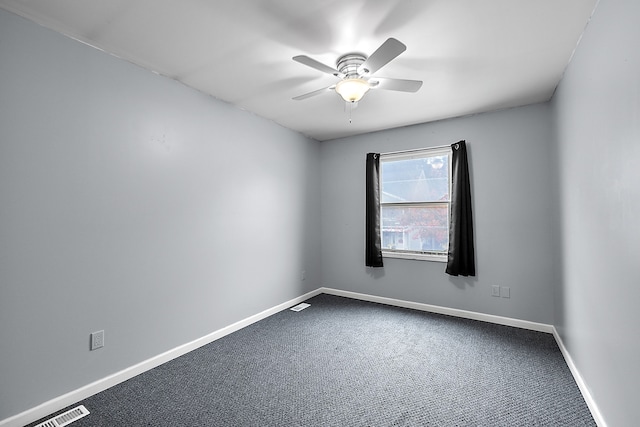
top-left (501, 287), bottom-right (511, 298)
top-left (491, 285), bottom-right (500, 297)
top-left (91, 330), bottom-right (104, 351)
top-left (301, 270), bottom-right (306, 281)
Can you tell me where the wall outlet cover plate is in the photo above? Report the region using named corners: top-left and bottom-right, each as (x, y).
top-left (90, 330), bottom-right (104, 350)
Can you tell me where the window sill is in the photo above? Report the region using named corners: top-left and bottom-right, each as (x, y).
top-left (382, 251), bottom-right (447, 263)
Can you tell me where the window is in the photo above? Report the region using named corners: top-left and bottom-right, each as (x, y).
top-left (379, 147), bottom-right (451, 262)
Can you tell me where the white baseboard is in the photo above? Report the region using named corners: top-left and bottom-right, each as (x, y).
top-left (3, 287), bottom-right (605, 427)
top-left (319, 287), bottom-right (554, 333)
top-left (552, 328), bottom-right (608, 427)
top-left (0, 289), bottom-right (322, 427)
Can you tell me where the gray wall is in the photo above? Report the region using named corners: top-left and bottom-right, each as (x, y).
top-left (0, 9), bottom-right (321, 420)
top-left (551, 0), bottom-right (640, 425)
top-left (320, 103), bottom-right (558, 324)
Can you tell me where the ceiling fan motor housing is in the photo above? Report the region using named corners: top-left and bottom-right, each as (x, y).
top-left (336, 53), bottom-right (367, 78)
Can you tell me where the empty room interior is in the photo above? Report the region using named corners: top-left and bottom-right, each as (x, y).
top-left (0, 1), bottom-right (638, 426)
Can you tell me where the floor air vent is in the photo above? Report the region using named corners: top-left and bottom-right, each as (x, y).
top-left (35, 405), bottom-right (90, 427)
top-left (290, 303), bottom-right (310, 312)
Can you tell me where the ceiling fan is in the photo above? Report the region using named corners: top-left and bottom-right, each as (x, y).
top-left (292, 38), bottom-right (422, 105)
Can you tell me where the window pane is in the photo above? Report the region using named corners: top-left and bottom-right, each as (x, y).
top-left (381, 206), bottom-right (449, 252)
top-left (381, 155), bottom-right (449, 203)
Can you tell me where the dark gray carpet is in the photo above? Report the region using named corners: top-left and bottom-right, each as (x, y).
top-left (27, 294), bottom-right (595, 426)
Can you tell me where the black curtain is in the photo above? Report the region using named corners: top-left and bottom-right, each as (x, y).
top-left (365, 153), bottom-right (383, 267)
top-left (446, 141), bottom-right (475, 276)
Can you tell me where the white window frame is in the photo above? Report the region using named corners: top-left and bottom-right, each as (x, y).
top-left (379, 146), bottom-right (452, 262)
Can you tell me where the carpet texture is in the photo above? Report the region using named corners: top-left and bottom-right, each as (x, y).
top-left (27, 294), bottom-right (595, 426)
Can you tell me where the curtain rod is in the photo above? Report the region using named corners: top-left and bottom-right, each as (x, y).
top-left (381, 140), bottom-right (464, 156)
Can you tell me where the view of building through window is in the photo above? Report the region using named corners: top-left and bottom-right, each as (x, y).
top-left (380, 149), bottom-right (451, 259)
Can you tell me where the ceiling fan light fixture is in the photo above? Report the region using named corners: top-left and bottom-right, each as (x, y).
top-left (335, 78), bottom-right (370, 103)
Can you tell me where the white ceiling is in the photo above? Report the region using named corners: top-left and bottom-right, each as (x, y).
top-left (0, 0), bottom-right (597, 141)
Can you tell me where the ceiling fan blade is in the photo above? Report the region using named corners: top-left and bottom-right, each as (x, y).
top-left (292, 85), bottom-right (335, 101)
top-left (370, 77), bottom-right (423, 92)
top-left (358, 38), bottom-right (406, 75)
top-left (293, 55), bottom-right (343, 77)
